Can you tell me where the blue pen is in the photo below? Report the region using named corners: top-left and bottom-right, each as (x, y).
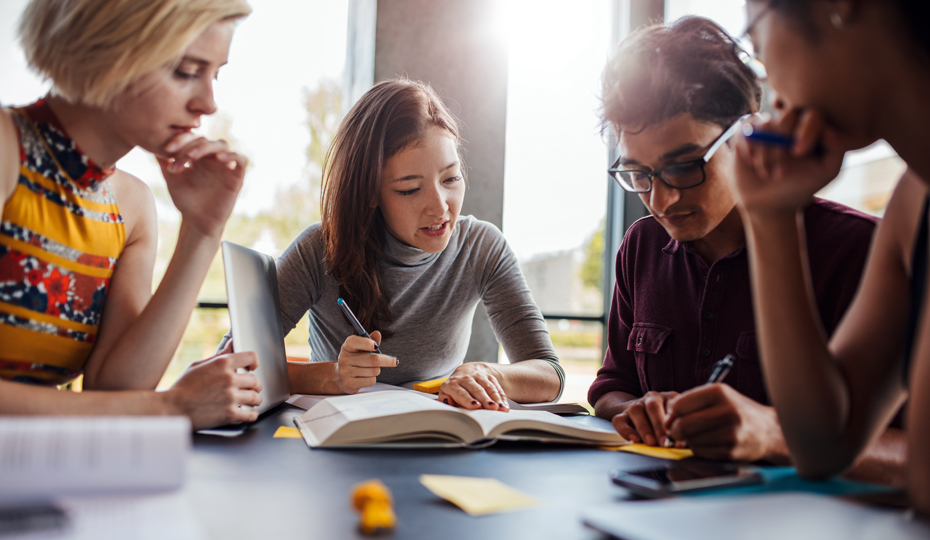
top-left (741, 122), bottom-right (794, 148)
top-left (337, 298), bottom-right (383, 354)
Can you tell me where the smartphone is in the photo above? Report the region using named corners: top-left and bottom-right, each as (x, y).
top-left (610, 461), bottom-right (763, 498)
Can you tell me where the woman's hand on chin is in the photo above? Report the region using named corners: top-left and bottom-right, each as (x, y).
top-left (437, 363), bottom-right (510, 412)
top-left (732, 108), bottom-right (850, 219)
top-left (156, 132), bottom-right (247, 239)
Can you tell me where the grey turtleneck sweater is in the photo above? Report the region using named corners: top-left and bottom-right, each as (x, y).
top-left (274, 215), bottom-right (563, 397)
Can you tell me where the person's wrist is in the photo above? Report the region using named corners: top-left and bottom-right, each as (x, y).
top-left (762, 406), bottom-right (792, 464)
top-left (329, 361), bottom-right (349, 394)
top-left (743, 207), bottom-right (802, 239)
top-left (178, 216), bottom-right (226, 244)
top-left (159, 388), bottom-right (185, 417)
top-left (740, 201), bottom-right (802, 224)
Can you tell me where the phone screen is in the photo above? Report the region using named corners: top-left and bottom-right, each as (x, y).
top-left (611, 462), bottom-right (763, 497)
top-left (627, 462), bottom-right (751, 485)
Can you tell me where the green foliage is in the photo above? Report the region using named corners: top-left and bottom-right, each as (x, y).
top-left (304, 80), bottom-right (343, 173)
top-left (579, 220), bottom-right (605, 291)
top-left (548, 329), bottom-right (599, 348)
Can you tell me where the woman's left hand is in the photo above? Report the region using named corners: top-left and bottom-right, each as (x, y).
top-left (437, 363), bottom-right (510, 412)
top-left (156, 132), bottom-right (247, 239)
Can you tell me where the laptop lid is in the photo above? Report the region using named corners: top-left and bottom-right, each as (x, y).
top-left (582, 493), bottom-right (929, 540)
top-left (221, 241), bottom-right (290, 415)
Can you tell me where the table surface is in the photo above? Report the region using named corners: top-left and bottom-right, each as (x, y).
top-left (187, 404), bottom-right (658, 539)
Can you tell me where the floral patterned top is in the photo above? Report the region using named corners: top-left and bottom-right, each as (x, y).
top-left (0, 99), bottom-right (126, 385)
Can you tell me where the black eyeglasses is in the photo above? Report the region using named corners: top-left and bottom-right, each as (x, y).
top-left (608, 114), bottom-right (749, 194)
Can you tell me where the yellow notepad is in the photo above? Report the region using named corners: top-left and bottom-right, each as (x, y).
top-left (273, 426), bottom-right (302, 438)
top-left (419, 474), bottom-right (541, 516)
top-left (599, 442), bottom-right (693, 460)
top-left (413, 377), bottom-right (447, 394)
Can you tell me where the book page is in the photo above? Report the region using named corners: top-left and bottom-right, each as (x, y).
top-left (286, 382), bottom-right (422, 411)
top-left (296, 391), bottom-right (478, 446)
top-left (0, 417), bottom-right (190, 500)
top-left (506, 400), bottom-right (589, 415)
top-left (465, 409), bottom-right (626, 445)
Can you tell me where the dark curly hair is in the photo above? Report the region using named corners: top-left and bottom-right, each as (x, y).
top-left (600, 16), bottom-right (762, 135)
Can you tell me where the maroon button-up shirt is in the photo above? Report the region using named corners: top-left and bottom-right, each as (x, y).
top-left (588, 198), bottom-right (878, 407)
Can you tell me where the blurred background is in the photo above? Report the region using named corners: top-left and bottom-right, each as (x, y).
top-left (1, 0), bottom-right (904, 406)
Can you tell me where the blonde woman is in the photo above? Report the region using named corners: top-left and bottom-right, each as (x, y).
top-left (0, 0), bottom-right (262, 429)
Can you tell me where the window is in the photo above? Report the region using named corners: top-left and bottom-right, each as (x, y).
top-left (499, 0), bottom-right (614, 405)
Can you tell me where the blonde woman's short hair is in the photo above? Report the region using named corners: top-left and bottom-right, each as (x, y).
top-left (18, 0), bottom-right (252, 107)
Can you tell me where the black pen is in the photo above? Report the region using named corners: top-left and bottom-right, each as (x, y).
top-left (337, 298), bottom-right (383, 354)
top-left (663, 354), bottom-right (736, 448)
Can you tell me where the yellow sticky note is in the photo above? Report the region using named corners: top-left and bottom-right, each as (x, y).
top-left (273, 426), bottom-right (302, 439)
top-left (413, 377), bottom-right (447, 394)
top-left (419, 474), bottom-right (540, 516)
top-left (600, 442), bottom-right (693, 460)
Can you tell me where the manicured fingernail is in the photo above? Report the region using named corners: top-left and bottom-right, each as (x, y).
top-left (498, 402), bottom-right (506, 408)
top-left (488, 401), bottom-right (495, 406)
top-left (394, 358), bottom-right (400, 366)
top-left (471, 400), bottom-right (479, 406)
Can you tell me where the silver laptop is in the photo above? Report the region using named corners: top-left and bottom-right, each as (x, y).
top-left (221, 241), bottom-right (290, 415)
top-left (582, 493), bottom-right (929, 540)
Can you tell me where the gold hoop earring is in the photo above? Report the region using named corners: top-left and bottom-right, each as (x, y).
top-left (830, 12), bottom-right (846, 29)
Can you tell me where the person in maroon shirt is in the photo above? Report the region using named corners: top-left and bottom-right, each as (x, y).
top-left (588, 16), bottom-right (905, 484)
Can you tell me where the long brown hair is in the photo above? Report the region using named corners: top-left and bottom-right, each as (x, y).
top-left (320, 78), bottom-right (462, 336)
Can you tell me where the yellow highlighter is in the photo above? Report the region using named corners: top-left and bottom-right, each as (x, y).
top-left (413, 377), bottom-right (447, 394)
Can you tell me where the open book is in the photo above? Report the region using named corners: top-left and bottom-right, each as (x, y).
top-left (293, 391), bottom-right (627, 448)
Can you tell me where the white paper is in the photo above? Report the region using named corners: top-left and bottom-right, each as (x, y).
top-left (0, 417), bottom-right (190, 500)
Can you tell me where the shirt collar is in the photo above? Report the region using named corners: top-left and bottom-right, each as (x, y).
top-left (23, 98), bottom-right (115, 192)
top-left (662, 237), bottom-right (747, 260)
top-left (382, 229), bottom-right (441, 267)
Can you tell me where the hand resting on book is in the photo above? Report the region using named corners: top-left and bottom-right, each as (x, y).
top-left (437, 363), bottom-right (510, 412)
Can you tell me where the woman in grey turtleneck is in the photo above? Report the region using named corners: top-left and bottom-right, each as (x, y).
top-left (276, 78), bottom-right (563, 410)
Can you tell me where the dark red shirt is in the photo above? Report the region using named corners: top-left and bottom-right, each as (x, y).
top-left (588, 198), bottom-right (878, 407)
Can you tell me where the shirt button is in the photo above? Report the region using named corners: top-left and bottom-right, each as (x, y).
top-left (702, 348), bottom-right (711, 357)
top-left (704, 311), bottom-right (714, 319)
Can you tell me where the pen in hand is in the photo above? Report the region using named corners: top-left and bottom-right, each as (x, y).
top-left (741, 123), bottom-right (825, 156)
top-left (663, 354), bottom-right (736, 448)
top-left (337, 298), bottom-right (383, 354)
